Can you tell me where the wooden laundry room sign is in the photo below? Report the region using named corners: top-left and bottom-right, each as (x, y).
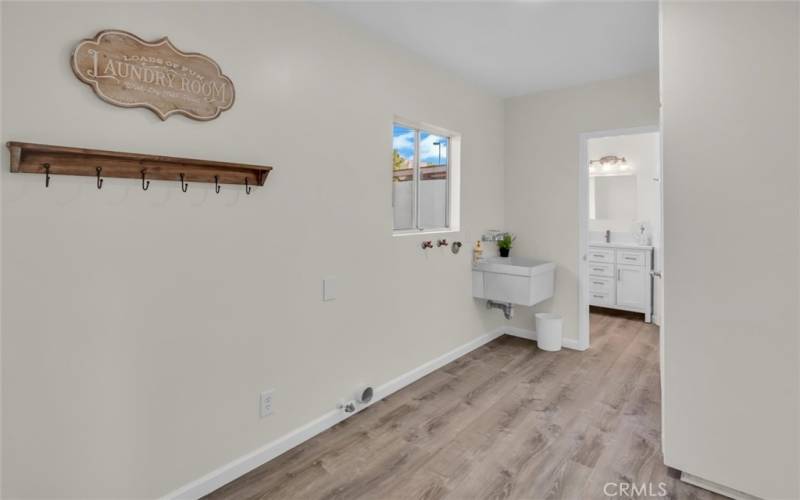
top-left (71, 30), bottom-right (235, 121)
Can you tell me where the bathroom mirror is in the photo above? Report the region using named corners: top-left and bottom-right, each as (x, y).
top-left (589, 174), bottom-right (638, 221)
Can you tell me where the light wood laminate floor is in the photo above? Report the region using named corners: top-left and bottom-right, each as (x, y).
top-left (207, 311), bottom-right (724, 500)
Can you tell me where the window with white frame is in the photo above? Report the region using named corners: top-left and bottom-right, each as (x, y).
top-left (392, 122), bottom-right (457, 233)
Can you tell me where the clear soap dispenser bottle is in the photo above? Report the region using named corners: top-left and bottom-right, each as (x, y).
top-left (473, 240), bottom-right (483, 265)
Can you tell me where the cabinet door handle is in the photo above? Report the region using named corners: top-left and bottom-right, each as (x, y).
top-left (593, 281), bottom-right (604, 285)
top-left (625, 256), bottom-right (636, 261)
top-left (617, 269), bottom-right (621, 280)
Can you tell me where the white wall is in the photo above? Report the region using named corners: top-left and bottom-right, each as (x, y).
top-left (661, 2), bottom-right (799, 498)
top-left (504, 72), bottom-right (659, 343)
top-left (0, 2), bottom-right (506, 497)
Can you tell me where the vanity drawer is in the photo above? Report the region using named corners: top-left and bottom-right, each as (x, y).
top-left (616, 250), bottom-right (646, 266)
top-left (588, 262), bottom-right (614, 277)
top-left (589, 276), bottom-right (615, 294)
top-left (588, 247), bottom-right (614, 263)
top-left (589, 290), bottom-right (614, 306)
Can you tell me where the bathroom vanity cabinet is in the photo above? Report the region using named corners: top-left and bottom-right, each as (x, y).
top-left (588, 244), bottom-right (653, 322)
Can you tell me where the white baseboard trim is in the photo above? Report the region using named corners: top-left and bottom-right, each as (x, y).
top-left (161, 327), bottom-right (507, 500)
top-left (503, 326), bottom-right (537, 341)
top-left (680, 472), bottom-right (759, 500)
top-left (501, 326), bottom-right (583, 351)
top-left (375, 327), bottom-right (506, 399)
top-left (164, 407), bottom-right (347, 500)
top-left (562, 337), bottom-right (583, 350)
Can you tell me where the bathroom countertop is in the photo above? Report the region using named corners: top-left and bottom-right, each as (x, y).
top-left (588, 241), bottom-right (654, 250)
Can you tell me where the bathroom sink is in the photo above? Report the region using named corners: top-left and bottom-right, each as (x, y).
top-left (473, 256), bottom-right (554, 275)
top-left (472, 257), bottom-right (555, 306)
top-left (588, 241), bottom-right (654, 249)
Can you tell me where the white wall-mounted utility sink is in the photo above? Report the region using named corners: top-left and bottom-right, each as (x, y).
top-left (472, 256), bottom-right (556, 306)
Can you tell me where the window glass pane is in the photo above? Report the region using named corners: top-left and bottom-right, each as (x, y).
top-left (392, 124), bottom-right (416, 230)
top-left (418, 131), bottom-right (448, 229)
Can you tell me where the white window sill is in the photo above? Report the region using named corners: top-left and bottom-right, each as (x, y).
top-left (393, 228), bottom-right (460, 238)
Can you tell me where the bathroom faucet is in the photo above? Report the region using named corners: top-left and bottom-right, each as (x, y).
top-left (605, 230), bottom-right (611, 243)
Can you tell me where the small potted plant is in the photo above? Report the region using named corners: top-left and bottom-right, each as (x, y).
top-left (497, 233), bottom-right (515, 257)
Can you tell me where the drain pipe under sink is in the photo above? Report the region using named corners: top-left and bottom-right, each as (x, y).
top-left (487, 300), bottom-right (513, 320)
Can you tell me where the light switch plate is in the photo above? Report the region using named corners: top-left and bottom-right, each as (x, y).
top-left (323, 277), bottom-right (337, 301)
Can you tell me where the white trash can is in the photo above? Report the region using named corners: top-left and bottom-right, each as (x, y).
top-left (535, 313), bottom-right (562, 351)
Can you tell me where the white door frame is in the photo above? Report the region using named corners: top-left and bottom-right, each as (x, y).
top-left (577, 125), bottom-right (660, 350)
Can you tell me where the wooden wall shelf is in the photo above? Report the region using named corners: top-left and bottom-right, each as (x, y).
top-left (6, 142), bottom-right (272, 189)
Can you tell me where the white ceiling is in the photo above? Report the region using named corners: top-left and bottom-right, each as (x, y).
top-left (323, 1), bottom-right (659, 97)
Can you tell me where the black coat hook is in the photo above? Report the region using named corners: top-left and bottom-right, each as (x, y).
top-left (179, 173), bottom-right (188, 193)
top-left (42, 163), bottom-right (51, 188)
top-left (96, 167), bottom-right (103, 189)
top-left (245, 178), bottom-right (252, 195)
top-left (141, 169), bottom-right (150, 191)
top-left (214, 175), bottom-right (221, 194)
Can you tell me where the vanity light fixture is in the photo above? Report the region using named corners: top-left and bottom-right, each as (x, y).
top-left (589, 155), bottom-right (632, 176)
top-left (590, 155), bottom-right (627, 166)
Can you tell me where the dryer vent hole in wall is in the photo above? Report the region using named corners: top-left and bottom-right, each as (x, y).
top-left (356, 385), bottom-right (373, 404)
top-left (339, 385), bottom-right (374, 413)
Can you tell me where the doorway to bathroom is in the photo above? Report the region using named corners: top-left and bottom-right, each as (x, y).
top-left (577, 126), bottom-right (662, 350)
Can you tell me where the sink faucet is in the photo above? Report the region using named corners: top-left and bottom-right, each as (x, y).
top-left (605, 230), bottom-right (611, 243)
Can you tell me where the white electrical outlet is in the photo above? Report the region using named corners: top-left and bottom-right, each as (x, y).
top-left (260, 390), bottom-right (274, 418)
